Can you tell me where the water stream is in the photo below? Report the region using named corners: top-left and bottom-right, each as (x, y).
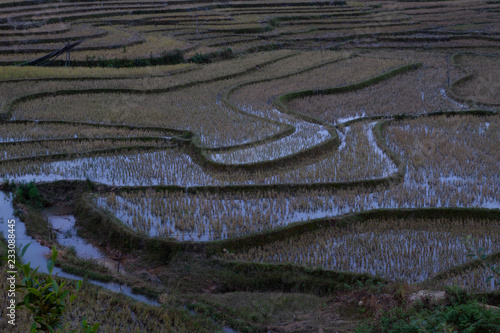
top-left (0, 191), bottom-right (159, 306)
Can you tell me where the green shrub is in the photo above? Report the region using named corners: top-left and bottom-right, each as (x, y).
top-left (412, 302), bottom-right (500, 332)
top-left (2, 178), bottom-right (15, 191)
top-left (376, 294), bottom-right (500, 332)
top-left (161, 49), bottom-right (184, 65)
top-left (13, 180), bottom-right (47, 209)
top-left (189, 53), bottom-right (211, 64)
top-left (12, 244), bottom-right (100, 332)
top-left (445, 286), bottom-right (470, 305)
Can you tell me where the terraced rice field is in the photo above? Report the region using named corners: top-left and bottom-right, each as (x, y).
top-left (0, 0), bottom-right (498, 303)
top-left (232, 216), bottom-right (500, 285)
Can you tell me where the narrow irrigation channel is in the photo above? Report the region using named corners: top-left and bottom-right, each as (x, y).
top-left (0, 190), bottom-right (159, 306)
top-left (0, 190), bottom-right (240, 332)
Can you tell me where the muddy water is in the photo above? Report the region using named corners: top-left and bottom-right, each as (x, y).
top-left (0, 191), bottom-right (159, 306)
top-left (44, 208), bottom-right (105, 260)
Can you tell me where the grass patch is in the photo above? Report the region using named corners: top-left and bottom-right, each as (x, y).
top-left (361, 290), bottom-right (500, 332)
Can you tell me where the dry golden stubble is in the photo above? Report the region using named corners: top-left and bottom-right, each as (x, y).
top-left (0, 139), bottom-right (166, 160)
top-left (441, 260), bottom-right (500, 292)
top-left (288, 66), bottom-right (470, 123)
top-left (453, 54), bottom-right (500, 105)
top-left (233, 217), bottom-right (500, 284)
top-left (89, 115), bottom-right (499, 240)
top-left (0, 123), bottom-right (167, 141)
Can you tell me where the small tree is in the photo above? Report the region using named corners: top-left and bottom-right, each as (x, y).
top-left (13, 244), bottom-right (100, 333)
